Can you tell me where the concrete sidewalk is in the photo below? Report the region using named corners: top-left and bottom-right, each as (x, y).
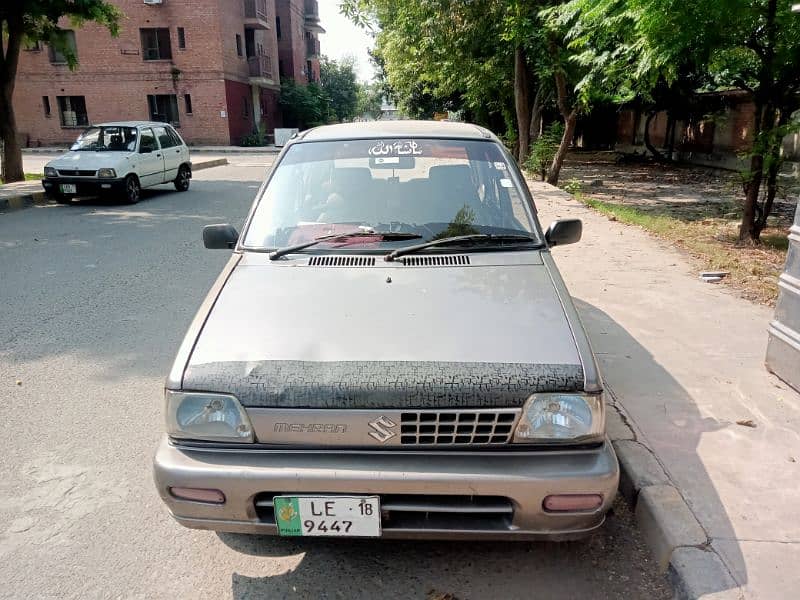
top-left (532, 180), bottom-right (800, 599)
top-left (22, 145), bottom-right (280, 154)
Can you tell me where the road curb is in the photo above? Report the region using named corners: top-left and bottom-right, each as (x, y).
top-left (0, 158), bottom-right (227, 214)
top-left (607, 405), bottom-right (743, 598)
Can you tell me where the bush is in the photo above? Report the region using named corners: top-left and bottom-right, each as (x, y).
top-left (240, 131), bottom-right (267, 147)
top-left (525, 122), bottom-right (564, 181)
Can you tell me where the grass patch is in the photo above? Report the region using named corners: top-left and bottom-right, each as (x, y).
top-left (575, 194), bottom-right (788, 305)
top-left (0, 173), bottom-right (43, 184)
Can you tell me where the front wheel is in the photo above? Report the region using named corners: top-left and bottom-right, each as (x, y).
top-left (174, 165), bottom-right (190, 192)
top-left (124, 175), bottom-right (140, 204)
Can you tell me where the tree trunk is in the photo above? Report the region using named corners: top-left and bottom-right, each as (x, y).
top-left (739, 101), bottom-right (770, 243)
top-left (546, 109), bottom-right (577, 186)
top-left (514, 45), bottom-right (532, 165)
top-left (0, 14), bottom-right (25, 183)
top-left (643, 111), bottom-right (668, 163)
top-left (754, 108), bottom-right (786, 236)
top-left (529, 88), bottom-right (544, 143)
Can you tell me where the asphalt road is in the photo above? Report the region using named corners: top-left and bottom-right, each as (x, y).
top-left (0, 158), bottom-right (670, 599)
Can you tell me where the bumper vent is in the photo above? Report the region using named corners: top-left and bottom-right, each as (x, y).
top-left (400, 409), bottom-right (518, 446)
top-left (57, 169), bottom-right (97, 177)
top-left (401, 255), bottom-right (470, 266)
top-left (308, 255), bottom-right (376, 267)
top-left (254, 493), bottom-right (514, 531)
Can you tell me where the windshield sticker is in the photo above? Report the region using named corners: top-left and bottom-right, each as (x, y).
top-left (373, 156), bottom-right (400, 165)
top-left (368, 140), bottom-right (422, 157)
top-left (500, 178), bottom-right (513, 188)
top-left (494, 162), bottom-right (507, 170)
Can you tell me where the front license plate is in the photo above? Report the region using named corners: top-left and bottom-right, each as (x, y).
top-left (274, 496), bottom-right (381, 537)
top-left (60, 184), bottom-right (77, 194)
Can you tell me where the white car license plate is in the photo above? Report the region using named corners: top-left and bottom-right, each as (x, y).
top-left (60, 184), bottom-right (77, 194)
top-left (274, 496), bottom-right (380, 537)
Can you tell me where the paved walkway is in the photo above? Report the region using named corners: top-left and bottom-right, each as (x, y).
top-left (532, 179), bottom-right (800, 599)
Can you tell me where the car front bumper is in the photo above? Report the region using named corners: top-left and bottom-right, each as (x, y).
top-left (42, 177), bottom-right (125, 196)
top-left (153, 437), bottom-right (619, 540)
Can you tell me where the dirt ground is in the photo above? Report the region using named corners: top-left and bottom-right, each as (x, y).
top-left (554, 151), bottom-right (797, 304)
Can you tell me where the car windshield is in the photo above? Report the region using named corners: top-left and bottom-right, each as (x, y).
top-left (242, 138), bottom-right (540, 250)
top-left (71, 126), bottom-right (138, 152)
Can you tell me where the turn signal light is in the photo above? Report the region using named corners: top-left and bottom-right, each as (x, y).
top-left (169, 487), bottom-right (226, 504)
top-left (542, 494), bottom-right (603, 512)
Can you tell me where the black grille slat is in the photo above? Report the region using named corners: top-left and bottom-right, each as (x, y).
top-left (57, 169), bottom-right (97, 177)
top-left (308, 256), bottom-right (376, 267)
top-left (401, 255), bottom-right (470, 267)
top-left (399, 409), bottom-right (519, 446)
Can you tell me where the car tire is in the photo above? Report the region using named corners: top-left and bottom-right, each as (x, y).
top-left (124, 175), bottom-right (141, 204)
top-left (174, 165), bottom-right (190, 192)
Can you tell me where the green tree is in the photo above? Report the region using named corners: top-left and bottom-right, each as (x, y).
top-left (319, 55), bottom-right (359, 122)
top-left (0, 1), bottom-right (120, 182)
top-left (356, 82), bottom-right (383, 119)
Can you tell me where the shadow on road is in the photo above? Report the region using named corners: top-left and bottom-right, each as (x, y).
top-left (574, 298), bottom-right (746, 594)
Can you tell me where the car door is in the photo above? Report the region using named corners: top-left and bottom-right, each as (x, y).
top-left (168, 126), bottom-right (190, 170)
top-left (154, 125), bottom-right (180, 182)
top-left (137, 127), bottom-right (166, 187)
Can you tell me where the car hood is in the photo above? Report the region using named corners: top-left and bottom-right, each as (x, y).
top-left (47, 151), bottom-right (134, 171)
top-left (183, 253), bottom-right (584, 408)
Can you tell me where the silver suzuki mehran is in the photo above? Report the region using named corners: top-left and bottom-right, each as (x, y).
top-left (154, 120), bottom-right (619, 540)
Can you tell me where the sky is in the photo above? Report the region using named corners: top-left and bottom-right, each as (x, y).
top-left (317, 0), bottom-right (376, 83)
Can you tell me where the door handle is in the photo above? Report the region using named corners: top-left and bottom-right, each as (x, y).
top-left (156, 153), bottom-right (162, 157)
top-left (175, 149), bottom-right (180, 153)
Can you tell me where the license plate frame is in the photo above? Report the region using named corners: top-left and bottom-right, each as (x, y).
top-left (273, 495), bottom-right (381, 537)
top-left (60, 183), bottom-right (77, 194)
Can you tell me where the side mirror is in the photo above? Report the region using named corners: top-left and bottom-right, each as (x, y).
top-left (203, 224), bottom-right (239, 249)
top-left (545, 219), bottom-right (582, 247)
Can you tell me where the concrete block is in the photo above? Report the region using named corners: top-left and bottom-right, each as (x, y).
top-left (613, 439), bottom-right (670, 505)
top-left (605, 407), bottom-right (634, 441)
top-left (669, 547), bottom-right (742, 600)
top-left (635, 484), bottom-right (707, 572)
top-left (193, 158), bottom-right (228, 171)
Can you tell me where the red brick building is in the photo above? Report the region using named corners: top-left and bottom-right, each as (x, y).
top-left (13, 0), bottom-right (324, 146)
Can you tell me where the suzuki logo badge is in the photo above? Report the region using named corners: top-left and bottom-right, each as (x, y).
top-left (368, 415), bottom-right (397, 443)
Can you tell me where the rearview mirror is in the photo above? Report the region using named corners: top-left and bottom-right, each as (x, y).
top-left (545, 219), bottom-right (582, 247)
top-left (203, 224), bottom-right (239, 249)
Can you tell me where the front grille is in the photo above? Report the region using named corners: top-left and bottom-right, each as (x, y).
top-left (57, 169), bottom-right (97, 177)
top-left (401, 255), bottom-right (470, 266)
top-left (400, 409), bottom-right (518, 446)
top-left (254, 492), bottom-right (514, 531)
top-left (308, 255), bottom-right (376, 267)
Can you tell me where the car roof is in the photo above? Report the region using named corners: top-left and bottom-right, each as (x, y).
top-left (297, 120), bottom-right (499, 143)
top-left (91, 121), bottom-right (173, 128)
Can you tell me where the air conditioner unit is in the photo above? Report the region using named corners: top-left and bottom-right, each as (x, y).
top-left (143, 0), bottom-right (163, 5)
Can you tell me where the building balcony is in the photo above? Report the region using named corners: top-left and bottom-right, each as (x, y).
top-left (306, 37), bottom-right (320, 59)
top-left (248, 55), bottom-right (276, 86)
top-left (244, 0), bottom-right (270, 29)
top-left (304, 0), bottom-right (326, 33)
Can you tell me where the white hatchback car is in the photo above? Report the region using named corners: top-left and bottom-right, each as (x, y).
top-left (42, 121), bottom-right (192, 204)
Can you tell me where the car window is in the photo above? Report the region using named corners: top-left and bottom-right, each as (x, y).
top-left (154, 126), bottom-right (175, 148)
top-left (139, 128), bottom-right (158, 152)
top-left (166, 126), bottom-right (184, 147)
top-left (70, 126), bottom-right (138, 152)
top-left (242, 138), bottom-right (538, 249)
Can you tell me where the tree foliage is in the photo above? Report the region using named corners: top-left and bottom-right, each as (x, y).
top-left (320, 55), bottom-right (359, 122)
top-left (0, 0), bottom-right (120, 182)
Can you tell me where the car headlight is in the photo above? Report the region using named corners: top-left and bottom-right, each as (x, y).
top-left (166, 391), bottom-right (254, 442)
top-left (513, 393), bottom-right (604, 443)
top-left (97, 168), bottom-right (117, 178)
top-left (44, 167), bottom-right (58, 178)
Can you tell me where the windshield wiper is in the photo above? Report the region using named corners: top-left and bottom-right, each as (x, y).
top-left (269, 231), bottom-right (423, 260)
top-left (384, 233), bottom-right (539, 262)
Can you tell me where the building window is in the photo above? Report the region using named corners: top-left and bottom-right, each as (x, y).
top-left (147, 94), bottom-right (180, 126)
top-left (49, 30), bottom-right (76, 64)
top-left (242, 96), bottom-right (249, 119)
top-left (177, 27), bottom-right (186, 50)
top-left (276, 16), bottom-right (281, 40)
top-left (236, 34), bottom-right (243, 57)
top-left (57, 96), bottom-right (88, 127)
top-left (279, 59), bottom-right (286, 77)
top-left (184, 94), bottom-right (193, 115)
top-left (43, 96), bottom-right (51, 117)
top-left (141, 28), bottom-right (172, 60)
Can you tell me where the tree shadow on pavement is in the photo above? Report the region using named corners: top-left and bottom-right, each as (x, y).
top-left (573, 298), bottom-right (746, 594)
top-left (220, 495), bottom-right (670, 600)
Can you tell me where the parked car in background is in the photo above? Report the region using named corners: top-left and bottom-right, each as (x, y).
top-left (154, 120), bottom-right (618, 541)
top-left (42, 121), bottom-right (191, 204)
